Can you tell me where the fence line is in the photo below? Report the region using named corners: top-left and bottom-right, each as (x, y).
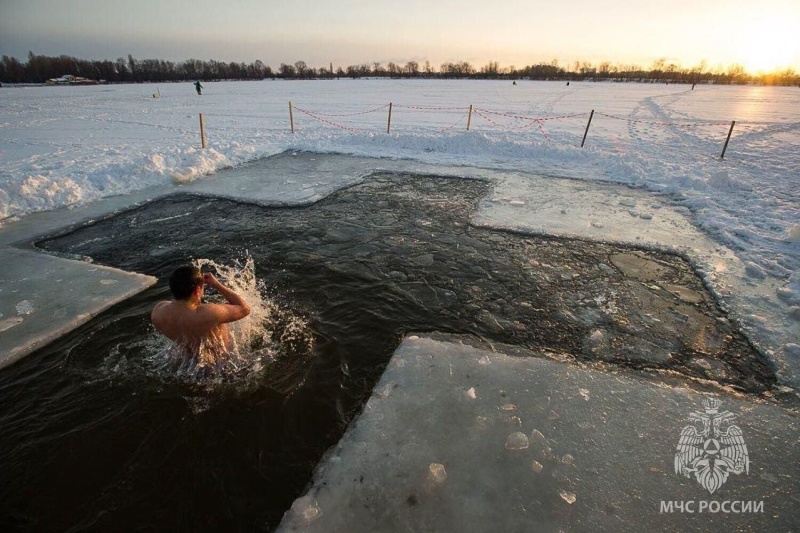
top-left (472, 109), bottom-right (546, 139)
top-left (431, 113), bottom-right (469, 135)
top-left (473, 108), bottom-right (589, 122)
top-left (291, 105), bottom-right (367, 134)
top-left (296, 103), bottom-right (391, 117)
top-left (196, 101), bottom-right (774, 158)
top-left (595, 111), bottom-right (729, 127)
top-left (394, 104), bottom-right (468, 111)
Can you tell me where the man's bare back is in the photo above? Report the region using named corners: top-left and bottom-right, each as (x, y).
top-left (151, 267), bottom-right (251, 358)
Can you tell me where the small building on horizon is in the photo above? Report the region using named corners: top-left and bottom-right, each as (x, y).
top-left (45, 75), bottom-right (99, 86)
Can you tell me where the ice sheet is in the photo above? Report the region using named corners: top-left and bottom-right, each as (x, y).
top-left (278, 335), bottom-right (799, 532)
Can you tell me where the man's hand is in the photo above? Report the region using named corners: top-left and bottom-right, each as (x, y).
top-left (203, 272), bottom-right (223, 289)
top-left (201, 272), bottom-right (250, 322)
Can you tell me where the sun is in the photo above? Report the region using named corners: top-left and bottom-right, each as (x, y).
top-left (738, 14), bottom-right (799, 73)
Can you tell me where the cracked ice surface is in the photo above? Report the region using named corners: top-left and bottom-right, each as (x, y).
top-left (474, 175), bottom-right (800, 388)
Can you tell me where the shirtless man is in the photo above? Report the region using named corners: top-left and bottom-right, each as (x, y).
top-left (151, 266), bottom-right (251, 357)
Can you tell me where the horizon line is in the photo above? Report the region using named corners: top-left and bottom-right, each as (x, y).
top-left (7, 51), bottom-right (800, 78)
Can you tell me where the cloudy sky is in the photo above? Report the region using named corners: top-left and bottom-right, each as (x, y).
top-left (2, 0), bottom-right (799, 72)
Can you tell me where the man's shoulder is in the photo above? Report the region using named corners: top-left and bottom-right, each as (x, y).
top-left (151, 300), bottom-right (172, 318)
top-left (199, 302), bottom-right (228, 313)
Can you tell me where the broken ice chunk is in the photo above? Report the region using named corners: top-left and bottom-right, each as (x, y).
top-left (499, 403), bottom-right (517, 411)
top-left (288, 495), bottom-right (322, 525)
top-left (588, 329), bottom-right (605, 346)
top-left (15, 300), bottom-right (34, 315)
top-left (530, 429), bottom-right (547, 446)
top-left (475, 415), bottom-right (494, 430)
top-left (533, 396), bottom-right (550, 411)
top-left (559, 490), bottom-right (577, 504)
top-left (505, 432), bottom-right (530, 450)
top-left (466, 387), bottom-right (477, 399)
top-left (531, 460), bottom-right (544, 473)
top-left (788, 223), bottom-right (800, 243)
top-left (428, 463), bottom-right (447, 483)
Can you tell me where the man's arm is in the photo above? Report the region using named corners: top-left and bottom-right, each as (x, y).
top-left (203, 273), bottom-right (251, 323)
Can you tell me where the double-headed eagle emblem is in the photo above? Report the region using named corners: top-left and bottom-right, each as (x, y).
top-left (674, 398), bottom-right (749, 494)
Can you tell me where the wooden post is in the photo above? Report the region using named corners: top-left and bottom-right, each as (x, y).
top-left (581, 109), bottom-right (594, 148)
top-left (467, 104), bottom-right (473, 131)
top-left (199, 113), bottom-right (206, 149)
top-left (387, 102), bottom-right (393, 134)
top-left (720, 120), bottom-right (736, 159)
top-left (289, 101), bottom-right (295, 133)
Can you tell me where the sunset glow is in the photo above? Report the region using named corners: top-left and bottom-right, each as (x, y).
top-left (738, 15), bottom-right (799, 73)
top-left (0, 0), bottom-right (799, 73)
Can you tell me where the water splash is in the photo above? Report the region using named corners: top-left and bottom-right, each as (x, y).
top-left (95, 253), bottom-right (315, 387)
top-left (183, 253), bottom-right (315, 381)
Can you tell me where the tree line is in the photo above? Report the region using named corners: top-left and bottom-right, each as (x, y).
top-left (2, 52), bottom-right (798, 86)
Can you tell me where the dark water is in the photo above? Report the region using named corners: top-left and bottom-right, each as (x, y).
top-left (1, 174), bottom-right (774, 531)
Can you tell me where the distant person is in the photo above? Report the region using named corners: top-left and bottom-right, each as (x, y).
top-left (151, 266), bottom-right (250, 358)
top-left (194, 80), bottom-right (203, 95)
top-left (566, 81), bottom-right (570, 86)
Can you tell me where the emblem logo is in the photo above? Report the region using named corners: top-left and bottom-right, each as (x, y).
top-left (674, 398), bottom-right (749, 494)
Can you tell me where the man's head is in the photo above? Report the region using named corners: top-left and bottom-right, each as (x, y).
top-left (169, 266), bottom-right (203, 300)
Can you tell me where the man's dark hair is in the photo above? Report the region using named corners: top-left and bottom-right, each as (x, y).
top-left (169, 266), bottom-right (203, 300)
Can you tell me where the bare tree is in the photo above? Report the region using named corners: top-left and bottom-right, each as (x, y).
top-left (280, 63), bottom-right (296, 78)
top-left (481, 61), bottom-right (500, 77)
top-left (405, 61), bottom-right (419, 77)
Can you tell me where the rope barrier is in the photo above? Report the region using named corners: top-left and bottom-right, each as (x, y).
top-left (472, 108), bottom-right (533, 130)
top-left (394, 104), bottom-right (468, 111)
top-left (291, 102), bottom-right (743, 132)
top-left (472, 109), bottom-right (551, 141)
top-left (595, 112), bottom-right (729, 127)
top-left (294, 103), bottom-right (391, 117)
top-left (474, 108), bottom-right (588, 122)
top-left (430, 113), bottom-right (468, 135)
top-left (276, 101), bottom-right (791, 157)
top-left (533, 119), bottom-right (551, 142)
top-left (292, 105), bottom-right (369, 134)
